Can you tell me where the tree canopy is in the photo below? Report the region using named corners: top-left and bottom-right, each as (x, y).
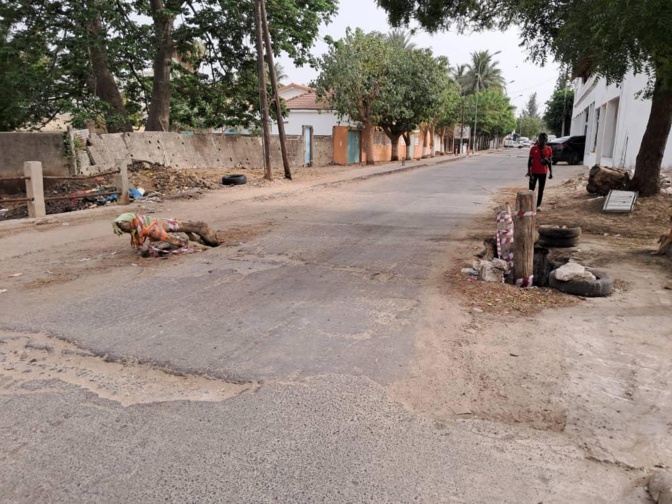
top-left (375, 0), bottom-right (672, 195)
top-left (543, 87), bottom-right (574, 137)
top-left (0, 0), bottom-right (337, 132)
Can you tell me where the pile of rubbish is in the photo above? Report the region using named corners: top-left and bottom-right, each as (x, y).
top-left (128, 161), bottom-right (218, 199)
top-left (0, 178), bottom-right (118, 221)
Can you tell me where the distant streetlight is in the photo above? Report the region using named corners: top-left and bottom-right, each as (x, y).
top-left (472, 50), bottom-right (502, 154)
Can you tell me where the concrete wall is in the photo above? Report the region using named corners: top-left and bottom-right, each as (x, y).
top-left (571, 72), bottom-right (672, 170)
top-left (0, 132), bottom-right (71, 179)
top-left (313, 136), bottom-right (333, 167)
top-left (85, 132), bottom-right (307, 173)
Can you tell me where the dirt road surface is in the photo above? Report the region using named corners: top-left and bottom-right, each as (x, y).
top-left (0, 152), bottom-right (669, 503)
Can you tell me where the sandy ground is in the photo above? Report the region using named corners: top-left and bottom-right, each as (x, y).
top-left (390, 168), bottom-right (672, 481)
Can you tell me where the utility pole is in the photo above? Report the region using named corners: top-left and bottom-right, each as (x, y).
top-left (260, 0), bottom-right (291, 180)
top-left (254, 0), bottom-right (272, 181)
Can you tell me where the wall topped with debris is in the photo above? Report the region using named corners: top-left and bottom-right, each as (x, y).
top-left (84, 132), bottom-right (315, 174)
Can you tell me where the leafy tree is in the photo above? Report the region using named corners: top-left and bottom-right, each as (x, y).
top-left (315, 29), bottom-right (395, 165)
top-left (376, 41), bottom-right (452, 160)
top-left (0, 0), bottom-right (140, 132)
top-left (0, 0), bottom-right (337, 132)
top-left (518, 92), bottom-right (543, 139)
top-left (517, 115), bottom-right (543, 139)
top-left (544, 87), bottom-right (574, 136)
top-left (465, 88), bottom-right (516, 144)
top-left (522, 92), bottom-right (539, 118)
top-left (375, 0), bottom-right (672, 196)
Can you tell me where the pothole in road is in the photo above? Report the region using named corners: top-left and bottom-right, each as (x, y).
top-left (0, 332), bottom-right (255, 406)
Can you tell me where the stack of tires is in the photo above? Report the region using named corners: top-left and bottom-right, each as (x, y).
top-left (537, 225), bottom-right (581, 248)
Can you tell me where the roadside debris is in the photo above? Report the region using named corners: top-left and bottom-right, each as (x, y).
top-left (587, 165), bottom-right (629, 195)
top-left (112, 213), bottom-right (220, 257)
top-left (549, 262), bottom-right (613, 297)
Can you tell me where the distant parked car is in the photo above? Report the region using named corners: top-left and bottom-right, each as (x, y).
top-left (549, 135), bottom-right (586, 165)
top-left (518, 139), bottom-right (531, 148)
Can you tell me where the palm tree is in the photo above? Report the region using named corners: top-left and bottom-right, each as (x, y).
top-left (462, 50), bottom-right (506, 94)
top-left (386, 29), bottom-right (416, 50)
top-left (450, 63), bottom-right (471, 94)
top-left (273, 63), bottom-right (287, 87)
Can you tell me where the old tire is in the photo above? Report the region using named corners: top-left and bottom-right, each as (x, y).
top-left (222, 174), bottom-right (247, 186)
top-left (549, 268), bottom-right (614, 297)
top-left (538, 225), bottom-right (582, 240)
top-left (538, 236), bottom-right (580, 248)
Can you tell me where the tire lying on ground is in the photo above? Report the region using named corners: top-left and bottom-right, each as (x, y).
top-left (538, 225), bottom-right (582, 239)
top-left (549, 267), bottom-right (614, 297)
top-left (222, 174), bottom-right (247, 186)
top-left (538, 236), bottom-right (580, 248)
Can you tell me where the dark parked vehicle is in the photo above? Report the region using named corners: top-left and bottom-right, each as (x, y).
top-left (549, 135), bottom-right (586, 165)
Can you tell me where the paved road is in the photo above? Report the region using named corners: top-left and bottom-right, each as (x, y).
top-left (10, 153), bottom-right (524, 383)
top-left (0, 153), bottom-right (640, 503)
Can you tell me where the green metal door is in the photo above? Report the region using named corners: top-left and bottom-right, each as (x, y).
top-left (347, 130), bottom-right (361, 164)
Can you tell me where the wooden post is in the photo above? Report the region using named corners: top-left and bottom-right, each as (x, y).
top-left (115, 162), bottom-right (130, 205)
top-left (23, 161), bottom-right (46, 218)
top-left (260, 0), bottom-right (292, 180)
top-left (513, 190), bottom-right (536, 287)
top-left (254, 0), bottom-right (272, 181)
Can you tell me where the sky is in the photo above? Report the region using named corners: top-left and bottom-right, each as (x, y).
top-left (278, 0), bottom-right (561, 116)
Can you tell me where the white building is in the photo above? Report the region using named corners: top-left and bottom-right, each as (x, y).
top-left (571, 71), bottom-right (672, 170)
top-left (272, 84), bottom-right (351, 137)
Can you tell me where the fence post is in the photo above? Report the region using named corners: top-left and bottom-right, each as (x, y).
top-left (23, 161), bottom-right (46, 218)
top-left (513, 190), bottom-right (536, 287)
top-left (115, 161), bottom-right (130, 205)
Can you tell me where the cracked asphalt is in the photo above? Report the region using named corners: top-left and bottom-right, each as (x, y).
top-left (0, 154), bottom-right (651, 502)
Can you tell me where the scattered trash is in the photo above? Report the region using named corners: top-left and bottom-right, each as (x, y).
top-left (0, 289), bottom-right (7, 294)
top-left (129, 187), bottom-right (144, 200)
top-left (8, 273), bottom-right (22, 278)
top-left (603, 190), bottom-right (638, 213)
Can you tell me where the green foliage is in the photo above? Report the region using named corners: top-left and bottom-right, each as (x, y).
top-left (465, 88), bottom-right (516, 137)
top-left (543, 87), bottom-right (574, 136)
top-left (377, 46), bottom-right (455, 142)
top-left (517, 116), bottom-right (543, 139)
top-left (522, 93), bottom-right (539, 118)
top-left (0, 0), bottom-right (337, 131)
top-left (315, 28), bottom-right (394, 126)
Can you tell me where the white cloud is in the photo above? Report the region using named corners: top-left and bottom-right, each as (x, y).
top-left (278, 0), bottom-right (560, 116)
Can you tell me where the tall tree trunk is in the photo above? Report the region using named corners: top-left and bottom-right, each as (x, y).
top-left (629, 72), bottom-right (672, 196)
top-left (382, 128), bottom-right (402, 161)
top-left (402, 132), bottom-right (410, 158)
top-left (146, 0), bottom-right (175, 132)
top-left (362, 122), bottom-right (375, 165)
top-left (85, 1), bottom-right (132, 133)
top-left (429, 125), bottom-right (435, 157)
top-left (420, 125), bottom-right (428, 158)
